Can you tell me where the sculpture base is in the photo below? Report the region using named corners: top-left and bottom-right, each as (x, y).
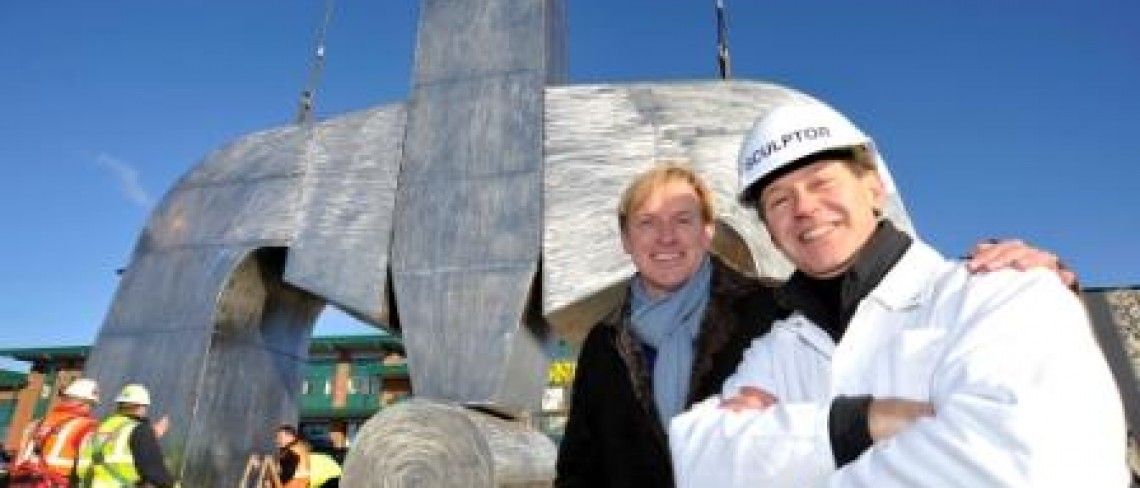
top-left (342, 399), bottom-right (556, 488)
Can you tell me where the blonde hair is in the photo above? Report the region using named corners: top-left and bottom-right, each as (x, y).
top-left (617, 161), bottom-right (715, 230)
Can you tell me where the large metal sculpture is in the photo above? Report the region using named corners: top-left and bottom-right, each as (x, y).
top-left (83, 0), bottom-right (916, 486)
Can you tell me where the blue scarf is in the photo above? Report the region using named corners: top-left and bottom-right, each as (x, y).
top-left (630, 256), bottom-right (712, 424)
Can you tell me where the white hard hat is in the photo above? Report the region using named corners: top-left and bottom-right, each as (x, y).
top-left (114, 383), bottom-right (151, 406)
top-left (62, 378), bottom-right (100, 403)
top-left (738, 101), bottom-right (879, 205)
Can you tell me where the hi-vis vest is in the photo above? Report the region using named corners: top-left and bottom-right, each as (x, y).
top-left (308, 452), bottom-right (342, 488)
top-left (76, 414), bottom-right (141, 488)
top-left (16, 411), bottom-right (96, 479)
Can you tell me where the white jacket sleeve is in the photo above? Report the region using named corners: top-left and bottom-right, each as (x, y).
top-left (671, 397), bottom-right (837, 487)
top-left (671, 321), bottom-right (838, 488)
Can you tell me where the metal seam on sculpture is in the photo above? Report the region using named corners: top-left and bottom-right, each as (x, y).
top-left (173, 172), bottom-right (305, 189)
top-left (392, 262), bottom-right (538, 276)
top-left (411, 68), bottom-right (547, 89)
top-left (394, 167), bottom-right (542, 184)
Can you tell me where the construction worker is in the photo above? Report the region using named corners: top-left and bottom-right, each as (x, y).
top-left (10, 377), bottom-right (100, 487)
top-left (76, 384), bottom-right (176, 488)
top-left (274, 424), bottom-right (341, 488)
top-left (274, 424), bottom-right (312, 488)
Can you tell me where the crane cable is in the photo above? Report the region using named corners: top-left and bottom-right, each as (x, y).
top-left (715, 0), bottom-right (732, 80)
top-left (295, 0), bottom-right (336, 125)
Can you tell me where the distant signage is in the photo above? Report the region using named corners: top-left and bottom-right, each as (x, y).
top-left (548, 360), bottom-right (576, 386)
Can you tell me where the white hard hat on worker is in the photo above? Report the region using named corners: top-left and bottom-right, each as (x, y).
top-left (115, 383), bottom-right (152, 406)
top-left (62, 378), bottom-right (100, 403)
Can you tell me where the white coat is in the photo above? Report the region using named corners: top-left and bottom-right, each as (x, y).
top-left (670, 239), bottom-right (1128, 487)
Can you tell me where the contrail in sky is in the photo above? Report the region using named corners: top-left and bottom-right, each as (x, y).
top-left (94, 152), bottom-right (154, 208)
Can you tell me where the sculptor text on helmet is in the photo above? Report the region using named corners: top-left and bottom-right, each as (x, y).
top-left (742, 126), bottom-right (833, 174)
top-left (738, 102), bottom-right (870, 204)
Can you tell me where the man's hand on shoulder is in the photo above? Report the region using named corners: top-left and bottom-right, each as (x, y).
top-left (965, 239), bottom-right (1078, 290)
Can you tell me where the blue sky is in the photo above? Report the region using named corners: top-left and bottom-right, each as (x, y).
top-left (2, 1), bottom-right (1138, 371)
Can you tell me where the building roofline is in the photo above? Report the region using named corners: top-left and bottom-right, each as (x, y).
top-left (0, 333), bottom-right (404, 363)
top-left (307, 333), bottom-right (404, 353)
top-left (0, 345), bottom-right (91, 361)
top-left (1084, 284), bottom-right (1140, 293)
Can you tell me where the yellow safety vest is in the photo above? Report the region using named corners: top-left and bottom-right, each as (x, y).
top-left (75, 414), bottom-right (141, 488)
top-left (308, 452), bottom-right (342, 488)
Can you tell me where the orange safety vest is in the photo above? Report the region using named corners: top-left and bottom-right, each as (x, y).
top-left (16, 403), bottom-right (98, 479)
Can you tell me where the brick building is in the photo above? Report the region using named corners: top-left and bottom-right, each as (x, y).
top-left (0, 369), bottom-right (26, 447)
top-left (0, 334), bottom-right (410, 454)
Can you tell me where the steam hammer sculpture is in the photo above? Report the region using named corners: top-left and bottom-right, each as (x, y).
top-left (82, 1), bottom-right (918, 486)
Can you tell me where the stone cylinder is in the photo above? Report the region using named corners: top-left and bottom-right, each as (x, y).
top-left (342, 399), bottom-right (556, 488)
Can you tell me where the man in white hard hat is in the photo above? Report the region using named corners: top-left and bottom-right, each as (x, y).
top-left (11, 377), bottom-right (101, 486)
top-left (76, 384), bottom-right (176, 488)
top-left (669, 101), bottom-right (1128, 486)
